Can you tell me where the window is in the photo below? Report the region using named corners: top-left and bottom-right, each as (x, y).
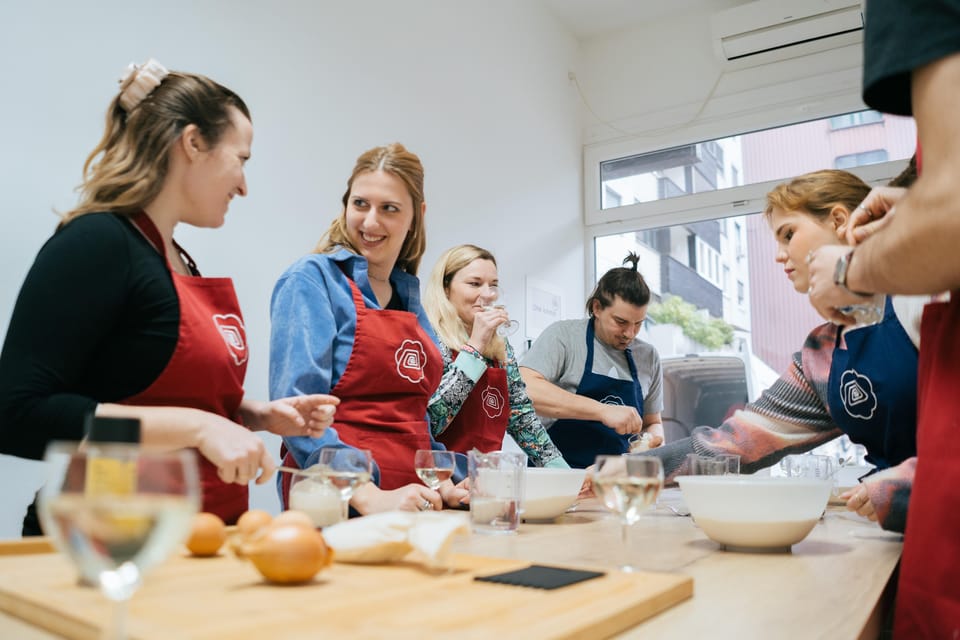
top-left (594, 109), bottom-right (914, 216)
top-left (829, 111), bottom-right (884, 130)
top-left (603, 185), bottom-right (622, 208)
top-left (589, 107), bottom-right (916, 412)
top-left (835, 150), bottom-right (889, 169)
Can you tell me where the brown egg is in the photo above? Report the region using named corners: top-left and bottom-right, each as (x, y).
top-left (272, 510), bottom-right (315, 530)
top-left (246, 524), bottom-right (333, 584)
top-left (186, 512), bottom-right (227, 557)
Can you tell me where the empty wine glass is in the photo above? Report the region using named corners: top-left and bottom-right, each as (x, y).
top-left (590, 454), bottom-right (663, 572)
top-left (318, 448), bottom-right (373, 521)
top-left (414, 449), bottom-right (456, 491)
top-left (480, 285), bottom-right (519, 337)
top-left (38, 441), bottom-right (199, 640)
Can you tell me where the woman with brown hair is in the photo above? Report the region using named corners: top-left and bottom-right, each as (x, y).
top-left (0, 59), bottom-right (337, 534)
top-left (643, 169), bottom-right (927, 533)
top-left (270, 143), bottom-right (467, 515)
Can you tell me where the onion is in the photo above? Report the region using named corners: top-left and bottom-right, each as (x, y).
top-left (231, 509), bottom-right (274, 558)
top-left (245, 524), bottom-right (333, 584)
top-left (186, 512), bottom-right (227, 557)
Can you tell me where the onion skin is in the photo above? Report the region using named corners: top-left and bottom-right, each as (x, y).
top-left (246, 524), bottom-right (333, 584)
top-left (186, 513), bottom-right (227, 557)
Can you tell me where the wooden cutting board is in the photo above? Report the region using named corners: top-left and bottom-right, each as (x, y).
top-left (0, 546), bottom-right (691, 639)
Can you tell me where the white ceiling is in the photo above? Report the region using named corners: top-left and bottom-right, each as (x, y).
top-left (541, 0), bottom-right (741, 40)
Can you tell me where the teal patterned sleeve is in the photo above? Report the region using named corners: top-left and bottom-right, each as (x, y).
top-left (503, 341), bottom-right (568, 467)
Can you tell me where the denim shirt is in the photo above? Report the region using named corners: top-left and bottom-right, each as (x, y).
top-left (269, 248), bottom-right (464, 484)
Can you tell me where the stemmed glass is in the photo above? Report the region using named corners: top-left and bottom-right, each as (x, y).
top-left (414, 449), bottom-right (456, 491)
top-left (480, 286), bottom-right (519, 337)
top-left (38, 442), bottom-right (199, 640)
top-left (318, 448), bottom-right (373, 521)
top-left (590, 454), bottom-right (663, 572)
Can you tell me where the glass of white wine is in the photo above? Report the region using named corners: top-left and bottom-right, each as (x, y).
top-left (480, 286), bottom-right (519, 337)
top-left (590, 454), bottom-right (663, 572)
top-left (414, 449), bottom-right (456, 492)
top-left (318, 447), bottom-right (373, 521)
top-left (38, 441), bottom-right (199, 640)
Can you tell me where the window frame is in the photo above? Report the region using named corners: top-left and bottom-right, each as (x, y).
top-left (583, 102), bottom-right (913, 289)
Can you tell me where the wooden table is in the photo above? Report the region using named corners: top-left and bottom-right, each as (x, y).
top-left (0, 489), bottom-right (901, 639)
top-left (453, 489), bottom-right (902, 639)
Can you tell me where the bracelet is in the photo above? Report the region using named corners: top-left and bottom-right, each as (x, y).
top-left (460, 344), bottom-right (484, 360)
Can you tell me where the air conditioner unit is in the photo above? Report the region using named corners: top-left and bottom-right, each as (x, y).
top-left (711, 0), bottom-right (864, 67)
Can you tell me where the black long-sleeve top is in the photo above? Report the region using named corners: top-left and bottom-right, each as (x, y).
top-left (0, 212), bottom-right (180, 460)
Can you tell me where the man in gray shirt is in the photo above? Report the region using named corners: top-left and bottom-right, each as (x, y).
top-left (520, 254), bottom-right (664, 468)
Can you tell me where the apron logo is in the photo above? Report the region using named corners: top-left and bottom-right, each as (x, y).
top-left (481, 385), bottom-right (505, 419)
top-left (212, 314), bottom-right (248, 366)
top-left (395, 339), bottom-right (427, 383)
top-left (839, 369), bottom-right (877, 420)
top-left (600, 395), bottom-right (625, 406)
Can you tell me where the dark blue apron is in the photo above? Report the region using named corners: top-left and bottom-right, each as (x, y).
top-left (548, 321), bottom-right (644, 469)
top-left (827, 296), bottom-right (918, 470)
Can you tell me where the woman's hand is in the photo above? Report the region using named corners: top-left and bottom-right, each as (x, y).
top-left (439, 478), bottom-right (470, 507)
top-left (845, 187), bottom-right (906, 246)
top-left (468, 306), bottom-right (508, 351)
top-left (241, 395), bottom-right (339, 437)
top-left (839, 484), bottom-right (878, 522)
top-left (194, 415), bottom-right (277, 485)
top-left (350, 482), bottom-right (442, 514)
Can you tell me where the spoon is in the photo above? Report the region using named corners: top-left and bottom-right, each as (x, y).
top-left (276, 466), bottom-right (327, 478)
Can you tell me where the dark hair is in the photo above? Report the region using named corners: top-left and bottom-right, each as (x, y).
top-left (586, 252), bottom-right (651, 315)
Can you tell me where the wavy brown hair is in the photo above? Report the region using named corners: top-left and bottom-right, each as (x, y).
top-left (315, 143), bottom-right (427, 275)
top-left (764, 169), bottom-right (871, 223)
top-left (62, 71), bottom-right (249, 224)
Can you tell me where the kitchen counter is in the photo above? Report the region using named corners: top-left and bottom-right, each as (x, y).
top-left (0, 489), bottom-right (901, 639)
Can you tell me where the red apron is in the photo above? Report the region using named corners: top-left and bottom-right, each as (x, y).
top-left (122, 212), bottom-right (248, 524)
top-left (281, 276), bottom-right (442, 501)
top-left (894, 294), bottom-right (960, 638)
top-left (436, 354), bottom-right (509, 455)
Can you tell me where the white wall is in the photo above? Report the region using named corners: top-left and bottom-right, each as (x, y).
top-left (0, 0), bottom-right (583, 536)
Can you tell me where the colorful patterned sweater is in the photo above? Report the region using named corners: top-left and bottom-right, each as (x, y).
top-left (652, 321), bottom-right (914, 533)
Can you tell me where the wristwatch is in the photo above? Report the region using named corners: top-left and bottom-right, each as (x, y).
top-left (833, 248), bottom-right (871, 296)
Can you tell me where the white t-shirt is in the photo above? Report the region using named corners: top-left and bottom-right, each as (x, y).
top-left (520, 318), bottom-right (663, 428)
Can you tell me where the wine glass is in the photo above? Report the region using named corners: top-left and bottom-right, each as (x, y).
top-left (590, 454), bottom-right (663, 572)
top-left (414, 449), bottom-right (456, 491)
top-left (318, 448), bottom-right (373, 521)
top-left (38, 441), bottom-right (199, 640)
top-left (481, 285), bottom-right (519, 337)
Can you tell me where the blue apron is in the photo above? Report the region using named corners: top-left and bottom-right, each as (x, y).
top-left (827, 296), bottom-right (918, 470)
top-left (548, 321), bottom-right (645, 469)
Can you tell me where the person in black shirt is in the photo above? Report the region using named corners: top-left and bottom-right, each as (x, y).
top-left (803, 1), bottom-right (960, 636)
top-left (0, 59), bottom-right (338, 533)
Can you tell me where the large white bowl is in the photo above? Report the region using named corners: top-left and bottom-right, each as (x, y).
top-left (521, 468), bottom-right (586, 521)
top-left (677, 476), bottom-right (832, 551)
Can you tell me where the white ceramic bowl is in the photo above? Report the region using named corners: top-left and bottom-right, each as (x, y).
top-left (521, 468), bottom-right (586, 521)
top-left (677, 476), bottom-right (832, 550)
